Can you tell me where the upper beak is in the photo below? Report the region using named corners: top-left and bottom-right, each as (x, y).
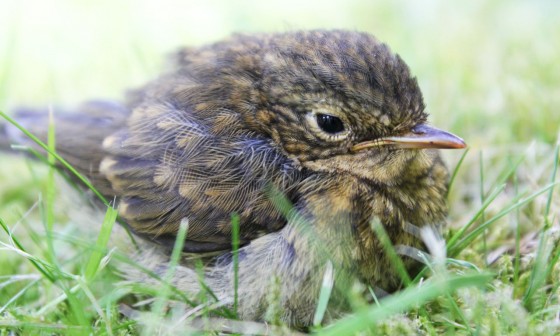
top-left (351, 124), bottom-right (467, 152)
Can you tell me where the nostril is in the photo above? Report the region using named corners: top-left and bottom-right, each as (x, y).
top-left (411, 124), bottom-right (428, 135)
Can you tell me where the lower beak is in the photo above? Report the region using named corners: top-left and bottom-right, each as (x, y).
top-left (351, 124), bottom-right (466, 152)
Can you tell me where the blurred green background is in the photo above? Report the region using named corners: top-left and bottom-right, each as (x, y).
top-left (1, 0), bottom-right (558, 146)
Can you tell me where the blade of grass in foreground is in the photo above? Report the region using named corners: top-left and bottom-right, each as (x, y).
top-left (513, 166), bottom-right (521, 288)
top-left (84, 205), bottom-right (118, 281)
top-left (76, 276), bottom-right (114, 335)
top-left (523, 144), bottom-right (559, 311)
top-left (522, 229), bottom-right (553, 311)
top-left (371, 220), bottom-right (411, 285)
top-left (231, 213), bottom-right (240, 318)
top-left (44, 108), bottom-right (57, 265)
top-left (479, 151), bottom-right (488, 266)
top-left (319, 273), bottom-right (492, 336)
top-left (143, 219), bottom-right (189, 335)
top-left (370, 220), bottom-right (440, 332)
top-left (313, 260), bottom-right (334, 327)
top-left (0, 322), bottom-right (90, 333)
top-left (544, 144), bottom-right (559, 226)
top-left (447, 147), bottom-right (469, 194)
top-left (169, 219), bottom-right (189, 275)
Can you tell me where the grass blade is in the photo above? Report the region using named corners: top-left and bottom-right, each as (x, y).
top-left (544, 144), bottom-right (559, 224)
top-left (448, 147), bottom-right (470, 193)
top-left (522, 229), bottom-right (553, 310)
top-left (313, 260), bottom-right (334, 327)
top-left (84, 205), bottom-right (118, 281)
top-left (44, 107), bottom-right (56, 264)
top-left (231, 213), bottom-right (240, 318)
top-left (320, 273), bottom-right (493, 336)
top-left (371, 219), bottom-right (411, 286)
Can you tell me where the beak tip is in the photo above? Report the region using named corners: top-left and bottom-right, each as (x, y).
top-left (416, 124), bottom-right (467, 150)
top-left (453, 138), bottom-right (467, 149)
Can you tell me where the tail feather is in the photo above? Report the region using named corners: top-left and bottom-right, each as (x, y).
top-left (1, 100), bottom-right (130, 196)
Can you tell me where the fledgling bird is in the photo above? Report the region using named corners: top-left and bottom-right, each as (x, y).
top-left (1, 30), bottom-right (466, 326)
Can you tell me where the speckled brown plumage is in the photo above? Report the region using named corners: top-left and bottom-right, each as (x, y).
top-left (2, 30), bottom-right (466, 326)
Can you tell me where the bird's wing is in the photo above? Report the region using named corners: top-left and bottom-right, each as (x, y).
top-left (99, 100), bottom-right (303, 252)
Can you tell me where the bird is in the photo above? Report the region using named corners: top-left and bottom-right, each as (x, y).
top-left (1, 30), bottom-right (466, 327)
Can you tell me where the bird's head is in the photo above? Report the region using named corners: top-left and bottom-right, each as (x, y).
top-left (174, 30), bottom-right (466, 184)
top-left (252, 30), bottom-right (465, 183)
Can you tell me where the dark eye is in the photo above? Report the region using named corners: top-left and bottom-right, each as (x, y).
top-left (316, 114), bottom-right (345, 134)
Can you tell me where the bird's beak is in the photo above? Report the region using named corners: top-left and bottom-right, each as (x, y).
top-left (351, 124), bottom-right (466, 152)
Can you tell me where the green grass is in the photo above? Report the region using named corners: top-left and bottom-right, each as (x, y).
top-left (1, 0), bottom-right (560, 335)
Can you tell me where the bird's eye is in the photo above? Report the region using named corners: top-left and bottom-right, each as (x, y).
top-left (316, 114), bottom-right (345, 134)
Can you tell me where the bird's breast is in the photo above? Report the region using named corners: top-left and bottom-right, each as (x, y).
top-left (301, 154), bottom-right (449, 290)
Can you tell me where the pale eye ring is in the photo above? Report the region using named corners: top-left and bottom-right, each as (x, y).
top-left (305, 111), bottom-right (350, 141)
